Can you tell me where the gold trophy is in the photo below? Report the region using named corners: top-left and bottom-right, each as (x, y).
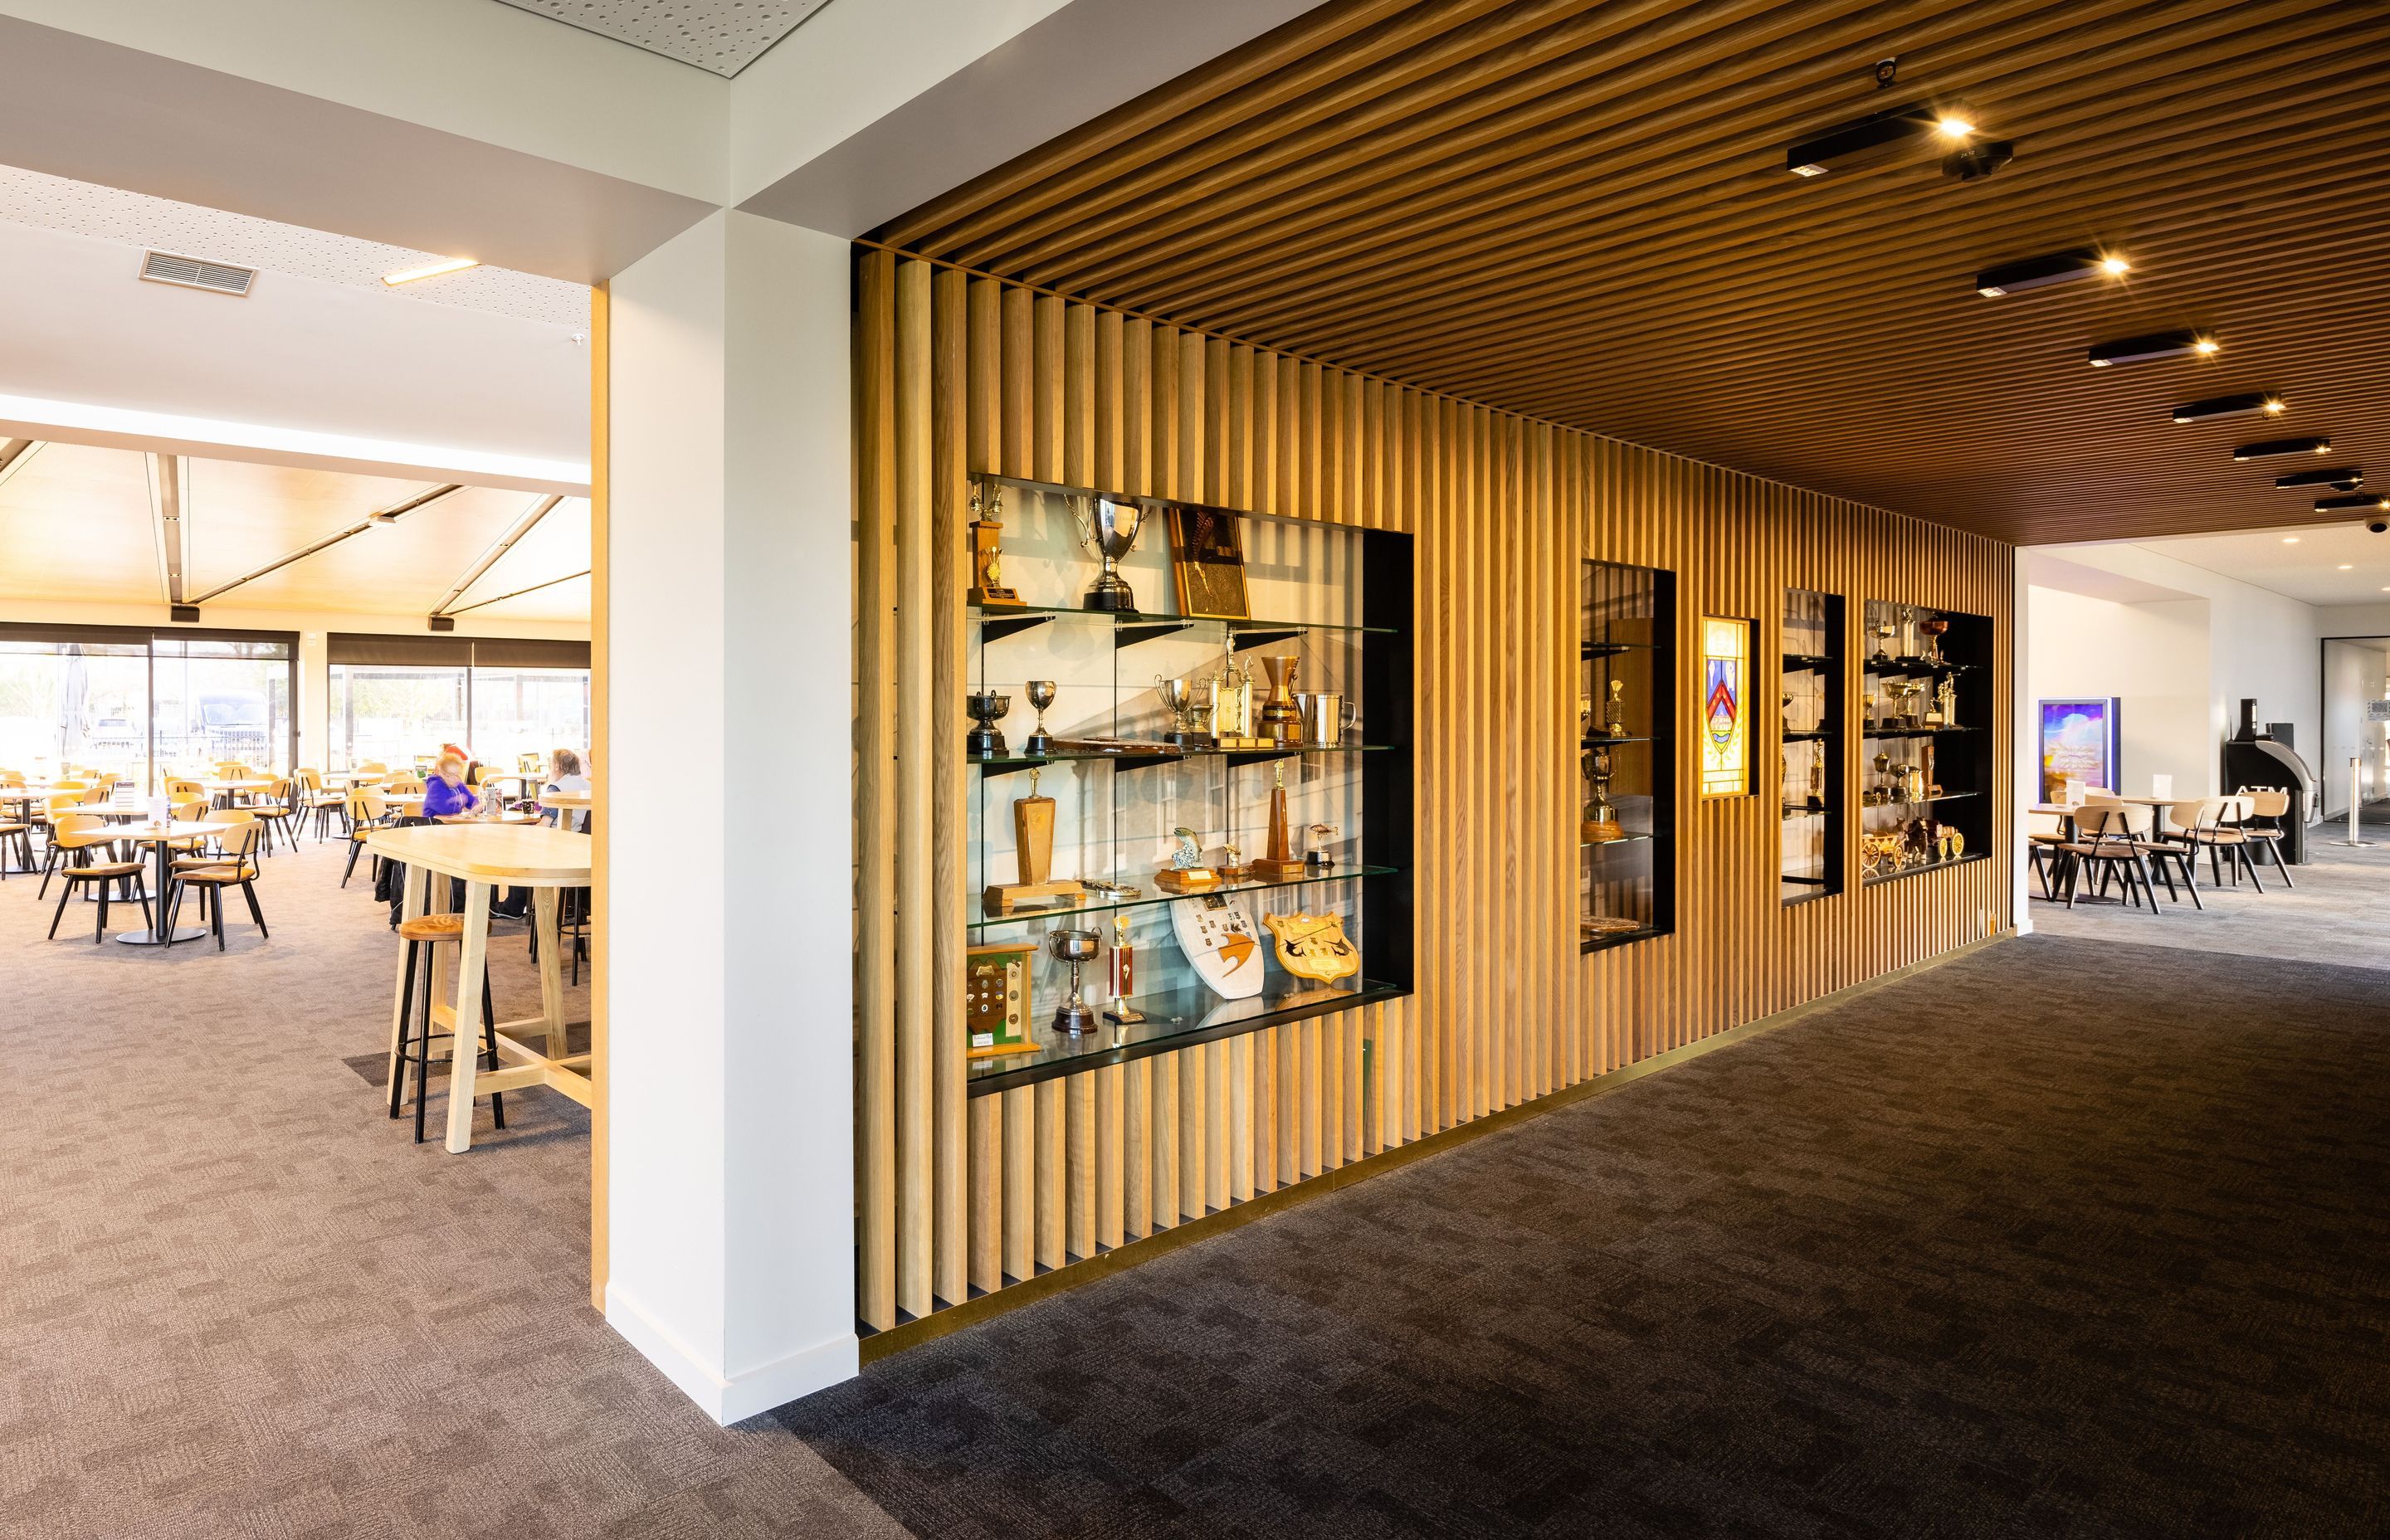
top-left (1935, 677), bottom-right (1958, 730)
top-left (1581, 743), bottom-right (1623, 843)
top-left (1046, 928), bottom-right (1101, 1036)
top-left (1258, 655), bottom-right (1302, 745)
top-left (1102, 911), bottom-right (1144, 1025)
top-left (1605, 678), bottom-right (1629, 737)
top-left (1071, 495), bottom-right (1147, 612)
top-left (966, 485), bottom-right (1022, 607)
top-left (1211, 659), bottom-right (1266, 749)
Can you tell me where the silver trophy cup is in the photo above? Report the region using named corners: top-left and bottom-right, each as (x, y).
top-left (1071, 495), bottom-right (1146, 612)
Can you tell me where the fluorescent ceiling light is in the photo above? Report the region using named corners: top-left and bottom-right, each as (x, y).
top-left (2091, 330), bottom-right (2214, 367)
top-left (382, 256), bottom-right (479, 286)
top-left (2170, 393), bottom-right (2280, 422)
top-left (2233, 437), bottom-right (2328, 460)
top-left (1975, 248), bottom-right (2128, 297)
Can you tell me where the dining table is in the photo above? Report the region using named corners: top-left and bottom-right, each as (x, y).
top-left (366, 821), bottom-right (593, 1153)
top-left (81, 819), bottom-right (239, 945)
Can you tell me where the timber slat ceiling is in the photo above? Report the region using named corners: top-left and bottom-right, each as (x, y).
top-left (874, 0), bottom-right (2390, 545)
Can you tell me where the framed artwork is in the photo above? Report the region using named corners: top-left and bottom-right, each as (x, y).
top-left (2038, 698), bottom-right (2120, 801)
top-left (1168, 506), bottom-right (1251, 620)
top-left (1699, 615), bottom-right (1752, 797)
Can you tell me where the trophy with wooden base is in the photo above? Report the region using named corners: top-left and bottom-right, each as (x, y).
top-left (1155, 826), bottom-right (1221, 893)
top-left (1258, 655), bottom-right (1302, 746)
top-left (982, 768), bottom-right (1085, 914)
top-left (1101, 911), bottom-right (1144, 1024)
top-left (1046, 928), bottom-right (1101, 1036)
top-left (967, 485), bottom-right (1022, 607)
top-left (1581, 743), bottom-right (1623, 843)
top-left (1250, 763), bottom-right (1309, 882)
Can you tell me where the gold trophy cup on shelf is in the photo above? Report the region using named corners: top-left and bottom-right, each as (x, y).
top-left (1258, 655), bottom-right (1302, 745)
top-left (1581, 743), bottom-right (1623, 843)
top-left (1071, 495), bottom-right (1147, 612)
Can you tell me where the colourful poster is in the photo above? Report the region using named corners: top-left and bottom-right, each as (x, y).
top-left (1700, 616), bottom-right (1750, 797)
top-left (2038, 698), bottom-right (2119, 801)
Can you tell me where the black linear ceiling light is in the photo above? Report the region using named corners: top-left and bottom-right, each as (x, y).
top-left (2171, 392), bottom-right (2282, 422)
top-left (1976, 248), bottom-right (2129, 297)
top-left (1785, 102), bottom-right (1977, 177)
top-left (2277, 465), bottom-right (2363, 490)
top-left (2091, 330), bottom-right (2217, 368)
top-left (2314, 493), bottom-right (2390, 513)
top-left (2233, 436), bottom-right (2330, 460)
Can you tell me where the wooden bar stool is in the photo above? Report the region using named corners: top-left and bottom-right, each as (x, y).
top-left (388, 912), bottom-right (506, 1143)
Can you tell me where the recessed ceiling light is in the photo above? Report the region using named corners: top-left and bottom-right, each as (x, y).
top-left (1975, 248), bottom-right (2130, 298)
top-left (2338, 563), bottom-right (2353, 570)
top-left (2234, 436), bottom-right (2329, 460)
top-left (2315, 494), bottom-right (2390, 513)
top-left (1785, 104), bottom-right (1974, 178)
top-left (2091, 330), bottom-right (2214, 367)
top-left (2282, 536), bottom-right (2300, 543)
top-left (2171, 393), bottom-right (2282, 423)
top-left (382, 256), bottom-right (479, 286)
top-left (2276, 466), bottom-right (2363, 490)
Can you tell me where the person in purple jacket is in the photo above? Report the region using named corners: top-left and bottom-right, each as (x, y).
top-left (422, 753), bottom-right (488, 821)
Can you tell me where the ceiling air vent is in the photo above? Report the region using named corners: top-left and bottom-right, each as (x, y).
top-left (139, 250), bottom-right (256, 297)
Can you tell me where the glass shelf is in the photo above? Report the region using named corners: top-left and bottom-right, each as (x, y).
top-left (1861, 725), bottom-right (1983, 738)
top-left (1781, 804), bottom-right (1832, 819)
top-left (1862, 657), bottom-right (1974, 674)
top-left (1781, 652), bottom-right (1834, 667)
top-left (966, 974), bottom-right (1406, 1094)
top-left (1581, 922), bottom-right (1667, 953)
top-left (1861, 851), bottom-right (1990, 887)
top-left (970, 863), bottom-right (1398, 933)
top-left (1581, 831), bottom-right (1658, 850)
top-left (1782, 729), bottom-right (1832, 740)
top-left (972, 742), bottom-right (1399, 772)
top-left (1579, 735), bottom-right (1657, 748)
top-left (970, 602), bottom-right (1395, 639)
top-left (1583, 639), bottom-right (1660, 657)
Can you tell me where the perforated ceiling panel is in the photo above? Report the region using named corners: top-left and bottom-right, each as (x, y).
top-left (492, 0), bottom-right (834, 76)
top-left (0, 164), bottom-right (588, 329)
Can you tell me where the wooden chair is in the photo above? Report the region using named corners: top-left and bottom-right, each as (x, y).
top-left (2134, 798), bottom-right (2215, 910)
top-left (2187, 797), bottom-right (2266, 892)
top-left (2054, 802), bottom-right (2165, 912)
top-left (2025, 807), bottom-right (2068, 900)
top-left (297, 768), bottom-right (347, 840)
top-left (250, 777), bottom-right (298, 854)
top-left (46, 814), bottom-right (152, 943)
top-left (0, 803), bottom-right (29, 878)
top-left (2235, 788), bottom-right (2296, 888)
top-left (39, 803), bottom-right (126, 898)
top-left (342, 790), bottom-right (393, 887)
top-left (167, 820), bottom-right (268, 951)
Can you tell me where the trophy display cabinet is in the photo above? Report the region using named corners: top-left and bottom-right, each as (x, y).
top-left (961, 472), bottom-right (1414, 1096)
top-left (1579, 558), bottom-right (1675, 952)
top-left (1779, 587), bottom-right (1843, 904)
top-left (1857, 599), bottom-right (1994, 884)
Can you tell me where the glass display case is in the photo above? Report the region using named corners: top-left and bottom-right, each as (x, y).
top-left (1858, 599), bottom-right (1992, 885)
top-left (962, 474), bottom-right (1413, 1093)
top-left (1580, 559), bottom-right (1675, 951)
top-left (1780, 587), bottom-right (1842, 903)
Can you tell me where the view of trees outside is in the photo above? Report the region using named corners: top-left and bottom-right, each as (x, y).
top-left (469, 667), bottom-right (591, 771)
top-left (0, 637), bottom-right (292, 788)
top-left (0, 644), bottom-right (149, 780)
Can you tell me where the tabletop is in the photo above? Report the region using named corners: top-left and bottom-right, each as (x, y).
top-left (201, 778), bottom-right (277, 792)
top-left (365, 822), bottom-right (591, 883)
top-left (85, 820), bottom-right (237, 844)
top-left (540, 789), bottom-right (591, 807)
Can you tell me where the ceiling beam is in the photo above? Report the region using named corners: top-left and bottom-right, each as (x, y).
top-left (145, 451), bottom-right (186, 607)
top-left (430, 492), bottom-right (563, 618)
top-left (184, 483), bottom-right (461, 606)
top-left (447, 568), bottom-right (589, 616)
top-left (0, 437), bottom-right (39, 489)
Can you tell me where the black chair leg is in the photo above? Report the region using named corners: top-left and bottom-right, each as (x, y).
top-left (95, 884), bottom-right (110, 943)
top-left (2265, 839), bottom-right (2295, 888)
top-left (48, 880), bottom-right (72, 938)
top-left (242, 880), bottom-right (268, 940)
top-left (391, 940), bottom-right (419, 1119)
top-left (2240, 846), bottom-right (2264, 894)
top-left (413, 947), bottom-right (437, 1143)
top-left (342, 839), bottom-right (363, 887)
top-left (212, 889), bottom-right (227, 951)
top-left (482, 972), bottom-right (505, 1132)
top-left (2147, 854), bottom-right (2175, 904)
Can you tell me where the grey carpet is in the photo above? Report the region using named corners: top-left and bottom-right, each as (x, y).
top-left (0, 834), bottom-right (906, 1540)
top-left (2029, 828), bottom-right (2390, 969)
top-left (778, 935), bottom-right (2390, 1539)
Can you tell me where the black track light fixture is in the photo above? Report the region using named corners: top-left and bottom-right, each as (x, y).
top-left (1785, 102), bottom-right (1978, 178)
top-left (2091, 330), bottom-right (2217, 368)
top-left (1976, 248), bottom-right (2129, 297)
top-left (2170, 393), bottom-right (2283, 422)
top-left (2233, 437), bottom-right (2330, 461)
top-left (2276, 466), bottom-right (2363, 490)
top-left (2314, 493), bottom-right (2390, 514)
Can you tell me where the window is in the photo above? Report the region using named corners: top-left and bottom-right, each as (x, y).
top-left (0, 626), bottom-right (295, 791)
top-left (327, 634), bottom-right (588, 772)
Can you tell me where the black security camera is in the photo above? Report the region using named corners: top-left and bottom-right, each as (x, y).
top-left (1942, 139), bottom-right (2015, 181)
top-left (2368, 517), bottom-right (2388, 535)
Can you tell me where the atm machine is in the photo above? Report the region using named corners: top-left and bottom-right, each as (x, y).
top-left (2221, 699), bottom-right (2315, 864)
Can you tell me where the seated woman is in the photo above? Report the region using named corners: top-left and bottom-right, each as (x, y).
top-left (422, 754), bottom-right (486, 821)
top-left (541, 748), bottom-right (590, 832)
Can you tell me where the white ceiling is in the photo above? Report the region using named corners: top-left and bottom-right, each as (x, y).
top-left (2133, 521), bottom-right (2390, 608)
top-left (494, 0), bottom-right (835, 77)
top-left (0, 441), bottom-right (588, 622)
top-left (0, 163), bottom-right (588, 329)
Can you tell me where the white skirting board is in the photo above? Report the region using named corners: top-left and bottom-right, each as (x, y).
top-left (606, 1281), bottom-right (860, 1425)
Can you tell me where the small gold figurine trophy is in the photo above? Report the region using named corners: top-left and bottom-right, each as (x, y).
top-left (1581, 744), bottom-right (1623, 843)
top-left (982, 768), bottom-right (1085, 914)
top-left (1258, 655), bottom-right (1302, 745)
top-left (966, 485), bottom-right (1022, 608)
top-left (1605, 678), bottom-right (1630, 737)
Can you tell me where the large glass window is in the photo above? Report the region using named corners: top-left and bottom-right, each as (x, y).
top-left (329, 665), bottom-right (469, 772)
top-left (0, 627), bottom-right (294, 790)
top-left (469, 666), bottom-right (590, 771)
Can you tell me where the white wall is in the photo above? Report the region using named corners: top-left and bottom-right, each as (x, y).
top-left (2028, 543), bottom-right (2322, 796)
top-left (602, 211), bottom-right (856, 1423)
top-left (2320, 639), bottom-right (2390, 814)
top-left (2025, 584), bottom-right (2211, 795)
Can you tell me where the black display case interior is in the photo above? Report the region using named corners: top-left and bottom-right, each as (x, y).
top-left (1858, 599), bottom-right (1993, 885)
top-left (1780, 587), bottom-right (1842, 904)
top-left (1580, 559), bottom-right (1675, 952)
top-left (963, 474), bottom-right (1413, 1093)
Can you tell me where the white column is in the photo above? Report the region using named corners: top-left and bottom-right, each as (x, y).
top-left (602, 210), bottom-right (856, 1422)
